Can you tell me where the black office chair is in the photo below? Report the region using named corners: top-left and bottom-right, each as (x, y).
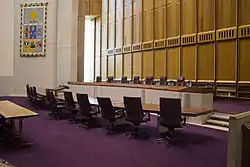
top-left (176, 76), bottom-right (185, 86)
top-left (133, 76), bottom-right (140, 84)
top-left (47, 90), bottom-right (66, 120)
top-left (121, 76), bottom-right (128, 83)
top-left (96, 76), bottom-right (102, 82)
top-left (123, 96), bottom-right (149, 139)
top-left (26, 84), bottom-right (32, 106)
top-left (30, 86), bottom-right (45, 107)
top-left (76, 93), bottom-right (100, 129)
top-left (157, 98), bottom-right (186, 147)
top-left (107, 76), bottom-right (114, 83)
top-left (145, 76), bottom-right (154, 85)
top-left (159, 76), bottom-right (167, 85)
top-left (63, 91), bottom-right (80, 124)
top-left (97, 97), bottom-right (125, 133)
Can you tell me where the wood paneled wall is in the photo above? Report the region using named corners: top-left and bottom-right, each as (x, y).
top-left (92, 0), bottom-right (250, 83)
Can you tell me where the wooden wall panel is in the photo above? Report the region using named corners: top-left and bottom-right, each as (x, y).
top-left (216, 42), bottom-right (236, 81)
top-left (101, 56), bottom-right (107, 79)
top-left (239, 0), bottom-right (250, 25)
top-left (132, 52), bottom-right (142, 77)
top-left (182, 46), bottom-right (196, 80)
top-left (142, 51), bottom-right (154, 78)
top-left (197, 44), bottom-right (214, 81)
top-left (143, 0), bottom-right (153, 12)
top-left (115, 54), bottom-right (123, 78)
top-left (216, 0), bottom-right (236, 29)
top-left (155, 0), bottom-right (167, 8)
top-left (124, 17), bottom-right (132, 45)
top-left (154, 6), bottom-right (167, 40)
top-left (181, 0), bottom-right (196, 35)
top-left (133, 14), bottom-right (142, 43)
top-left (154, 50), bottom-right (166, 79)
top-left (167, 48), bottom-right (179, 79)
top-left (123, 53), bottom-right (132, 78)
top-left (124, 2), bottom-right (132, 18)
top-left (239, 40), bottom-right (250, 82)
top-left (116, 21), bottom-right (123, 47)
top-left (95, 20), bottom-right (101, 77)
top-left (197, 0), bottom-right (214, 32)
top-left (108, 56), bottom-right (115, 77)
top-left (143, 10), bottom-right (154, 41)
top-left (167, 0), bottom-right (180, 37)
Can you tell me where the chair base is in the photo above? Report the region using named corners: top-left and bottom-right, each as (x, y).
top-left (125, 131), bottom-right (149, 140)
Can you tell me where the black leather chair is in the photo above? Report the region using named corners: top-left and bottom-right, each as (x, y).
top-left (47, 90), bottom-right (66, 120)
top-left (157, 98), bottom-right (186, 147)
top-left (97, 97), bottom-right (125, 133)
top-left (76, 93), bottom-right (100, 129)
top-left (121, 76), bottom-right (128, 83)
top-left (176, 76), bottom-right (185, 86)
top-left (145, 76), bottom-right (154, 85)
top-left (30, 86), bottom-right (45, 107)
top-left (96, 76), bottom-right (102, 82)
top-left (63, 91), bottom-right (80, 124)
top-left (107, 76), bottom-right (114, 83)
top-left (133, 76), bottom-right (140, 84)
top-left (123, 96), bottom-right (149, 139)
top-left (159, 76), bottom-right (167, 85)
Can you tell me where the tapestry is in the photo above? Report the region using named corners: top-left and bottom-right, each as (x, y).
top-left (20, 2), bottom-right (48, 57)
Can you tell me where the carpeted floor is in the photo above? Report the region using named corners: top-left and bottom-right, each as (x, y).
top-left (214, 99), bottom-right (250, 114)
top-left (0, 97), bottom-right (227, 167)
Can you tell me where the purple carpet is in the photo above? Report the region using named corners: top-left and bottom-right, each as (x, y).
top-left (0, 97), bottom-right (227, 167)
top-left (214, 99), bottom-right (250, 114)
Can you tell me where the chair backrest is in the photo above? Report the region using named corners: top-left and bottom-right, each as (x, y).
top-left (145, 76), bottom-right (154, 85)
top-left (76, 93), bottom-right (92, 116)
top-left (121, 76), bottom-right (127, 83)
top-left (97, 97), bottom-right (115, 121)
top-left (123, 96), bottom-right (143, 122)
top-left (159, 76), bottom-right (167, 85)
top-left (176, 76), bottom-right (185, 86)
top-left (107, 76), bottom-right (114, 83)
top-left (159, 98), bottom-right (182, 128)
top-left (26, 84), bottom-right (31, 98)
top-left (64, 91), bottom-right (75, 109)
top-left (45, 89), bottom-right (52, 101)
top-left (133, 76), bottom-right (140, 84)
top-left (96, 76), bottom-right (102, 82)
top-left (30, 87), bottom-right (38, 99)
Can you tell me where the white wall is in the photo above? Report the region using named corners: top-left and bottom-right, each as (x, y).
top-left (0, 0), bottom-right (14, 77)
top-left (0, 0), bottom-right (78, 96)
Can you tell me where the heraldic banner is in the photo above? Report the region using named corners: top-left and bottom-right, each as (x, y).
top-left (20, 2), bottom-right (48, 57)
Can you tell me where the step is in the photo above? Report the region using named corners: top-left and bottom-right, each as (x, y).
top-left (210, 113), bottom-right (230, 121)
top-left (206, 119), bottom-right (229, 127)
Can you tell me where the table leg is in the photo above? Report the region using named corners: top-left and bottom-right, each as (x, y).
top-left (19, 119), bottom-right (23, 138)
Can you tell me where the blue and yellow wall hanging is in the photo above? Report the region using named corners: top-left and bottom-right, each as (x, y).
top-left (20, 2), bottom-right (48, 57)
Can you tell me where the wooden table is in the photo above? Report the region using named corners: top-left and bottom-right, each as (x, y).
top-left (0, 100), bottom-right (38, 148)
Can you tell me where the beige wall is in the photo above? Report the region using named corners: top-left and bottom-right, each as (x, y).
top-left (0, 0), bottom-right (79, 96)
